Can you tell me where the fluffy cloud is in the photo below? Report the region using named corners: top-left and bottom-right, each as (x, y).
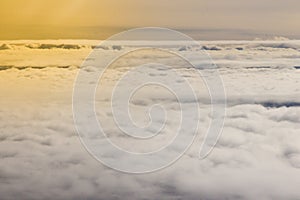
top-left (0, 40), bottom-right (299, 199)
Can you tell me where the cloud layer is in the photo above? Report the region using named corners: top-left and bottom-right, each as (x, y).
top-left (0, 40), bottom-right (300, 199)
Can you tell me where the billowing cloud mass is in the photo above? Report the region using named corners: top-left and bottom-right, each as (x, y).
top-left (0, 39), bottom-right (300, 199)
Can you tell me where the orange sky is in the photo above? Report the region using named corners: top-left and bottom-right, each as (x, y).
top-left (0, 0), bottom-right (299, 39)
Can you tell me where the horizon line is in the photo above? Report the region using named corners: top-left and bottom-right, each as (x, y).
top-left (0, 25), bottom-right (299, 40)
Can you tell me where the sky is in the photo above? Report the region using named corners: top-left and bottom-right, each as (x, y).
top-left (0, 0), bottom-right (299, 39)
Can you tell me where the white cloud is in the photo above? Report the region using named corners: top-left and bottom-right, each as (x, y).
top-left (0, 40), bottom-right (300, 199)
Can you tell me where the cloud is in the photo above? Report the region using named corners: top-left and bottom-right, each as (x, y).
top-left (0, 40), bottom-right (300, 199)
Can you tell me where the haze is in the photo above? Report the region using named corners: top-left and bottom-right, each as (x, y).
top-left (1, 0), bottom-right (299, 39)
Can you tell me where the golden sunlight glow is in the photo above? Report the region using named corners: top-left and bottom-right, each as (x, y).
top-left (0, 0), bottom-right (299, 39)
